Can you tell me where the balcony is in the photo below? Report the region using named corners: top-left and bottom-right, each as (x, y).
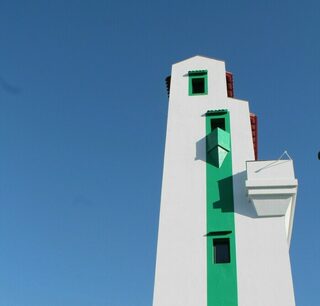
top-left (246, 159), bottom-right (298, 244)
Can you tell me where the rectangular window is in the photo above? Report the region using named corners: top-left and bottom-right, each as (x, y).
top-left (213, 238), bottom-right (230, 264)
top-left (189, 70), bottom-right (208, 96)
top-left (211, 118), bottom-right (225, 131)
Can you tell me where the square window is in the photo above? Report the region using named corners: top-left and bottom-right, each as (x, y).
top-left (211, 118), bottom-right (225, 131)
top-left (189, 71), bottom-right (207, 96)
top-left (213, 239), bottom-right (230, 264)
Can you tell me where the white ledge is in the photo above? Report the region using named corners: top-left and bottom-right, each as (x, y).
top-left (246, 179), bottom-right (298, 188)
top-left (246, 160), bottom-right (298, 246)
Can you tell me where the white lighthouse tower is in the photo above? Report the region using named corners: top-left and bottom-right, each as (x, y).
top-left (153, 56), bottom-right (298, 306)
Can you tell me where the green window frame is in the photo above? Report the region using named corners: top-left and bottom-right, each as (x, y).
top-left (188, 70), bottom-right (208, 96)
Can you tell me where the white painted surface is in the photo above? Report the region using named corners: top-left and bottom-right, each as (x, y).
top-left (230, 102), bottom-right (296, 305)
top-left (153, 56), bottom-right (228, 306)
top-left (153, 56), bottom-right (296, 306)
top-left (246, 160), bottom-right (295, 178)
top-left (246, 160), bottom-right (298, 244)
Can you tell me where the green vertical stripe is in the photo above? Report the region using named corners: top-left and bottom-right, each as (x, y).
top-left (206, 110), bottom-right (238, 306)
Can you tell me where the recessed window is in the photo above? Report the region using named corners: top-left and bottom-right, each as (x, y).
top-left (189, 71), bottom-right (208, 96)
top-left (213, 239), bottom-right (230, 264)
top-left (211, 118), bottom-right (225, 131)
top-left (192, 78), bottom-right (205, 94)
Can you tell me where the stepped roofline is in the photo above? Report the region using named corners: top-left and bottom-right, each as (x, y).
top-left (173, 55), bottom-right (225, 65)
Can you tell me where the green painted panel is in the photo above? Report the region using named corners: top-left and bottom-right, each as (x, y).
top-left (207, 128), bottom-right (231, 168)
top-left (207, 128), bottom-right (231, 153)
top-left (206, 111), bottom-right (238, 306)
top-left (208, 146), bottom-right (229, 168)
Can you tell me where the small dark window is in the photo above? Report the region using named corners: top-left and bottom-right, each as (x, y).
top-left (211, 118), bottom-right (225, 131)
top-left (188, 71), bottom-right (207, 96)
top-left (192, 77), bottom-right (205, 94)
top-left (213, 239), bottom-right (230, 264)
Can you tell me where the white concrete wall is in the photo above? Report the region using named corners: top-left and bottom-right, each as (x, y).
top-left (228, 99), bottom-right (296, 305)
top-left (153, 56), bottom-right (296, 306)
top-left (153, 56), bottom-right (228, 306)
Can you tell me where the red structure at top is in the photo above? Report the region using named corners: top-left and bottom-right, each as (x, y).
top-left (226, 72), bottom-right (234, 98)
top-left (226, 72), bottom-right (258, 160)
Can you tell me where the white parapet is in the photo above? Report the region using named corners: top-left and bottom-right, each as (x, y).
top-left (246, 159), bottom-right (298, 244)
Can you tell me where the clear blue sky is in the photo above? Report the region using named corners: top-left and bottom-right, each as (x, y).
top-left (0, 0), bottom-right (319, 305)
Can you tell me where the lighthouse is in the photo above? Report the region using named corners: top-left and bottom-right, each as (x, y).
top-left (153, 56), bottom-right (298, 306)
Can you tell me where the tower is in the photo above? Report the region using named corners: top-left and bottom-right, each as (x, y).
top-left (153, 56), bottom-right (298, 306)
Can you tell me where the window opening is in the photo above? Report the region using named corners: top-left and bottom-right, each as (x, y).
top-left (188, 71), bottom-right (208, 96)
top-left (213, 238), bottom-right (230, 264)
top-left (192, 78), bottom-right (205, 94)
top-left (211, 118), bottom-right (225, 131)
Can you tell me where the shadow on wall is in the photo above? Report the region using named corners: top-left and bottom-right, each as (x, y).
top-left (231, 171), bottom-right (258, 218)
top-left (212, 176), bottom-right (234, 213)
top-left (195, 135), bottom-right (206, 162)
top-left (195, 136), bottom-right (257, 218)
top-left (209, 170), bottom-right (258, 218)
